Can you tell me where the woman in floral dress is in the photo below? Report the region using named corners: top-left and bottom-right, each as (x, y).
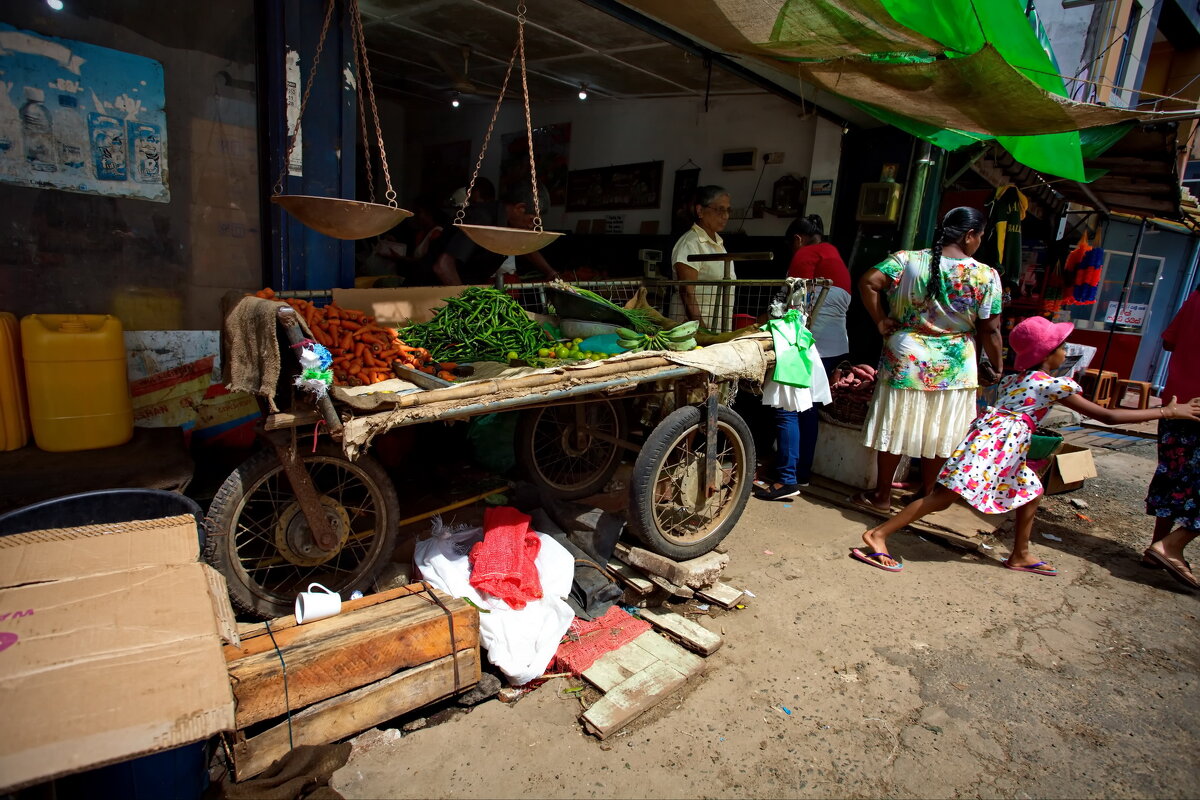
top-left (855, 207), bottom-right (1005, 510)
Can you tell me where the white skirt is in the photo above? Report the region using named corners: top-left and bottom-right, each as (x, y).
top-left (863, 383), bottom-right (975, 459)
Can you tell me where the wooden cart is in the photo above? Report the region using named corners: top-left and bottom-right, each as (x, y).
top-left (204, 279), bottom-right (820, 619)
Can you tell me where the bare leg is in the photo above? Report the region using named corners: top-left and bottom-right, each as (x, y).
top-left (1008, 497), bottom-right (1049, 569)
top-left (862, 485), bottom-right (958, 567)
top-left (1150, 517), bottom-right (1173, 545)
top-left (868, 451), bottom-right (904, 508)
top-left (920, 457), bottom-right (947, 498)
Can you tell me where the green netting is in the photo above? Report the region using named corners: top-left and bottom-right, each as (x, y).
top-left (792, 0), bottom-right (1132, 182)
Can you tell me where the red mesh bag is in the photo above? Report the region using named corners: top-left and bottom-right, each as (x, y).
top-left (468, 506), bottom-right (543, 610)
top-left (553, 606), bottom-right (653, 676)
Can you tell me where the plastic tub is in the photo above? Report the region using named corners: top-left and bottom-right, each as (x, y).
top-left (21, 313), bottom-right (133, 452)
top-left (0, 488), bottom-right (205, 548)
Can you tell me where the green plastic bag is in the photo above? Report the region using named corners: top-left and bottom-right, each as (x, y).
top-left (765, 310), bottom-right (815, 388)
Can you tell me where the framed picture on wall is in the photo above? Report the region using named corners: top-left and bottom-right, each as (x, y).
top-left (566, 160), bottom-right (663, 212)
top-left (811, 179), bottom-right (834, 196)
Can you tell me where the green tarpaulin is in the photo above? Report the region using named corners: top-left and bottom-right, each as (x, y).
top-left (621, 0), bottom-right (1200, 181)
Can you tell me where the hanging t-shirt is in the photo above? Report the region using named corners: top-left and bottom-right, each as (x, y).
top-left (978, 185), bottom-right (1028, 283)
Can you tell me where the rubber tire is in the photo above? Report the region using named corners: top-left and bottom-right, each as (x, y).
top-left (515, 398), bottom-right (627, 500)
top-left (203, 442), bottom-right (400, 619)
top-left (627, 403), bottom-right (755, 560)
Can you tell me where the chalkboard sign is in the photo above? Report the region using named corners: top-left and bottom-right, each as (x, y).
top-left (566, 160), bottom-right (663, 212)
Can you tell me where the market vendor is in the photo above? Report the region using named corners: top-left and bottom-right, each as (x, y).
top-left (432, 180), bottom-right (559, 286)
top-left (669, 185), bottom-right (734, 330)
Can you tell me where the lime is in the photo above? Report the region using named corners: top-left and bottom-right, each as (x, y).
top-left (538, 348), bottom-right (551, 358)
top-left (506, 351), bottom-right (520, 361)
top-left (572, 338), bottom-right (583, 344)
top-left (556, 346), bottom-right (570, 358)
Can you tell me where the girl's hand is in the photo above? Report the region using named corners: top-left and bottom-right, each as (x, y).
top-left (1164, 395), bottom-right (1200, 421)
top-left (876, 318), bottom-right (899, 337)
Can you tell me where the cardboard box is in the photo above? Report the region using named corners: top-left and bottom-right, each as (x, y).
top-left (1043, 442), bottom-right (1098, 495)
top-left (0, 515), bottom-right (238, 791)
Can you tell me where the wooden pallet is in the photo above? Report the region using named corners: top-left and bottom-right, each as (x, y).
top-left (226, 585), bottom-right (480, 780)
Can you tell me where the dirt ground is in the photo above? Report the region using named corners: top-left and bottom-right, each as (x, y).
top-left (331, 440), bottom-right (1200, 799)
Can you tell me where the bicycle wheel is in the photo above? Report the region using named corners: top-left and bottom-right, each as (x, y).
top-left (515, 398), bottom-right (627, 499)
top-left (204, 441), bottom-right (400, 619)
top-left (628, 404), bottom-right (754, 560)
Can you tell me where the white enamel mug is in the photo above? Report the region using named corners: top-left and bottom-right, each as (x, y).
top-left (295, 582), bottom-right (342, 625)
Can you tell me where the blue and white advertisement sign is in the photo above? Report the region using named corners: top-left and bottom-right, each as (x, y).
top-left (0, 24), bottom-right (168, 202)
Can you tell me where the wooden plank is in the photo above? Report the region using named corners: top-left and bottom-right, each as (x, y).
top-left (235, 585), bottom-right (423, 641)
top-left (605, 558), bottom-right (654, 595)
top-left (263, 409), bottom-right (322, 431)
top-left (581, 661), bottom-right (688, 740)
top-left (696, 581), bottom-right (744, 609)
top-left (629, 630), bottom-right (705, 678)
top-left (233, 648), bottom-right (480, 781)
top-left (636, 608), bottom-right (722, 656)
top-left (582, 633), bottom-right (660, 692)
top-left (226, 593), bottom-right (478, 728)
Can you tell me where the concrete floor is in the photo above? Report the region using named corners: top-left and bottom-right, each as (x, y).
top-left (332, 443), bottom-right (1199, 799)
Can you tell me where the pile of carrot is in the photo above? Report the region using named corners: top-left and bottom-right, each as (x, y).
top-left (252, 288), bottom-right (458, 386)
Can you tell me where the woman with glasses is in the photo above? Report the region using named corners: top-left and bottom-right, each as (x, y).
top-left (669, 185), bottom-right (735, 330)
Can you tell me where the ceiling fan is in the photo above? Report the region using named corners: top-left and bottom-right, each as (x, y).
top-left (432, 45), bottom-right (502, 97)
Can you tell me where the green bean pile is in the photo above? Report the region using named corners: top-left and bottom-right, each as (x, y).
top-left (398, 287), bottom-right (547, 363)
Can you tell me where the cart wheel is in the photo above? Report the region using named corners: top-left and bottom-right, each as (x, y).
top-left (628, 404), bottom-right (754, 560)
top-left (515, 398), bottom-right (627, 500)
top-left (203, 441), bottom-right (401, 619)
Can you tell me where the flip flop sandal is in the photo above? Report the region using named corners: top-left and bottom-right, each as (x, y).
top-left (850, 548), bottom-right (903, 572)
top-left (1003, 559), bottom-right (1058, 576)
top-left (1142, 548), bottom-right (1200, 590)
top-left (1140, 553), bottom-right (1192, 571)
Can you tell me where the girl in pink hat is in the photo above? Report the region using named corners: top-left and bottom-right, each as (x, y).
top-left (852, 315), bottom-right (1200, 577)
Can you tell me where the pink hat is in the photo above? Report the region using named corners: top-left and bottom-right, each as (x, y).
top-left (1010, 316), bottom-right (1075, 370)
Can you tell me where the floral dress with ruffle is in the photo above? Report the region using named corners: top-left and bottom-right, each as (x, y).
top-left (937, 370), bottom-right (1080, 513)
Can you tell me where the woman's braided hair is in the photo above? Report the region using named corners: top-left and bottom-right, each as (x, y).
top-left (928, 206), bottom-right (986, 302)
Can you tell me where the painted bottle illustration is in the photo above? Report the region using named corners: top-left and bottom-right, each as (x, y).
top-left (20, 87), bottom-right (56, 173)
top-left (128, 121), bottom-right (161, 183)
top-left (0, 85), bottom-right (22, 161)
top-left (55, 94), bottom-right (86, 172)
top-left (88, 112), bottom-right (126, 181)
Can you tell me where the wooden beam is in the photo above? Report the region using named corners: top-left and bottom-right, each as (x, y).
top-left (226, 592), bottom-right (478, 728)
top-left (233, 649), bottom-right (480, 781)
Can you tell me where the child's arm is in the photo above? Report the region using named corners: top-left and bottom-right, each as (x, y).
top-left (1059, 393), bottom-right (1200, 425)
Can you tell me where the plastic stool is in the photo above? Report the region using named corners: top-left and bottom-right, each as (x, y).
top-left (1116, 379), bottom-right (1152, 409)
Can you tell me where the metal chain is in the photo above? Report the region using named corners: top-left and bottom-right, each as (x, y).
top-left (350, 0), bottom-right (396, 206)
top-left (455, 39), bottom-right (518, 226)
top-left (352, 16), bottom-right (376, 203)
top-left (274, 0), bottom-right (338, 195)
top-left (516, 1), bottom-right (543, 231)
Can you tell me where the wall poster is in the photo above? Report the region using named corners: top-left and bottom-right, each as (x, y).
top-left (0, 24), bottom-right (168, 202)
top-left (567, 160), bottom-right (663, 212)
top-left (500, 122), bottom-right (570, 206)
